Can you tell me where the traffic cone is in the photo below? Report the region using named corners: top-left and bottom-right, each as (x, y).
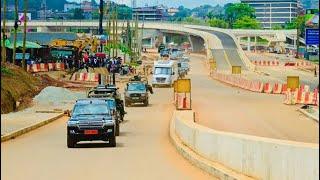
top-left (183, 97), bottom-right (187, 109)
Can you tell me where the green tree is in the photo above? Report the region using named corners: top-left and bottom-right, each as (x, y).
top-left (2, 0), bottom-right (7, 63)
top-left (73, 8), bottom-right (84, 19)
top-left (172, 6), bottom-right (191, 21)
top-left (233, 16), bottom-right (261, 29)
top-left (272, 24), bottom-right (283, 30)
top-left (183, 16), bottom-right (202, 24)
top-left (116, 5), bottom-right (132, 20)
top-left (208, 18), bottom-right (228, 28)
top-left (225, 3), bottom-right (256, 28)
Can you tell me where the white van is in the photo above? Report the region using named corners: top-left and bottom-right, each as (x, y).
top-left (152, 60), bottom-right (177, 87)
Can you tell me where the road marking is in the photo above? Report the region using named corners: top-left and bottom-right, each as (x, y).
top-left (223, 50), bottom-right (232, 70)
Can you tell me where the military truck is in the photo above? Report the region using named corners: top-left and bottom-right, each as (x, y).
top-left (124, 76), bottom-right (153, 107)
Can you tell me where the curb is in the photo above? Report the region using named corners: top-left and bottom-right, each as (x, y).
top-left (298, 108), bottom-right (319, 122)
top-left (1, 113), bottom-right (65, 142)
top-left (169, 115), bottom-right (256, 180)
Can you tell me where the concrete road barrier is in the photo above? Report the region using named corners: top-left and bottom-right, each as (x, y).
top-left (170, 110), bottom-right (319, 180)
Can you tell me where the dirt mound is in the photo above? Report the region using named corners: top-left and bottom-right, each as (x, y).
top-left (1, 63), bottom-right (67, 114)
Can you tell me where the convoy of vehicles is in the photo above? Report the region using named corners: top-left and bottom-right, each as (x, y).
top-left (66, 44), bottom-right (189, 148)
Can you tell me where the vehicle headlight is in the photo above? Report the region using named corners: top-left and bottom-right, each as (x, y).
top-left (141, 93), bottom-right (146, 96)
top-left (69, 130), bottom-right (76, 133)
top-left (68, 120), bottom-right (77, 126)
top-left (107, 129), bottom-right (113, 133)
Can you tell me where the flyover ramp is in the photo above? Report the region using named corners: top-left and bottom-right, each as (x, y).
top-left (201, 29), bottom-right (248, 71)
top-left (210, 49), bottom-right (230, 71)
top-left (224, 49), bottom-right (247, 70)
top-left (183, 25), bottom-right (255, 71)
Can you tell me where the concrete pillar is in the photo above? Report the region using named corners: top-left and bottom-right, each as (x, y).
top-left (247, 36), bottom-right (251, 52)
top-left (163, 36), bottom-right (166, 44)
top-left (36, 27), bottom-right (49, 32)
top-left (150, 37), bottom-right (154, 48)
top-left (254, 36), bottom-right (257, 52)
top-left (188, 35), bottom-right (194, 52)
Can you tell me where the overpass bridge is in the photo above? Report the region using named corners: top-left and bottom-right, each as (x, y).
top-left (3, 20), bottom-right (297, 72)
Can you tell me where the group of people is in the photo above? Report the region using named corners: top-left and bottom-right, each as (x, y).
top-left (61, 51), bottom-right (135, 75)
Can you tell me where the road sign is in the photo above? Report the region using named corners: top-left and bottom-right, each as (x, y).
top-left (232, 66), bottom-right (241, 74)
top-left (176, 79), bottom-right (191, 93)
top-left (305, 28), bottom-right (319, 45)
top-left (287, 76), bottom-right (299, 90)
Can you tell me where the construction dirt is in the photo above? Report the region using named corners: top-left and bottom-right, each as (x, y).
top-left (1, 63), bottom-right (67, 114)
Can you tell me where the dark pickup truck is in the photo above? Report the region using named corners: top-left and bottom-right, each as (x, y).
top-left (67, 98), bottom-right (117, 148)
top-left (124, 77), bottom-right (153, 107)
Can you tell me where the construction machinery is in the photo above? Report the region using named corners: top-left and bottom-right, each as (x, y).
top-left (48, 35), bottom-right (100, 53)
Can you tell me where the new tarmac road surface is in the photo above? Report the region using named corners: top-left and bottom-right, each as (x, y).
top-left (190, 54), bottom-right (318, 143)
top-left (1, 88), bottom-right (214, 180)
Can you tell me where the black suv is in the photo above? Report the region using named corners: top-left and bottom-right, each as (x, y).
top-left (67, 98), bottom-right (116, 148)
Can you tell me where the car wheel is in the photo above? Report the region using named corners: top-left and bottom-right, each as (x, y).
top-left (115, 122), bottom-right (120, 136)
top-left (109, 136), bottom-right (116, 147)
top-left (67, 136), bottom-right (76, 148)
top-left (125, 101), bottom-right (130, 107)
top-left (144, 100), bottom-right (149, 106)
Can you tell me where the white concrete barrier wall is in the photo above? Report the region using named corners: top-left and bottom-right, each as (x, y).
top-left (173, 111), bottom-right (319, 180)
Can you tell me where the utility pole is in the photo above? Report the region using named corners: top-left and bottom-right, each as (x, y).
top-left (112, 10), bottom-right (115, 57)
top-left (134, 13), bottom-right (138, 62)
top-left (22, 0), bottom-right (28, 70)
top-left (115, 6), bottom-right (118, 57)
top-left (99, 0), bottom-right (104, 52)
top-left (12, 0), bottom-right (19, 64)
top-left (2, 0), bottom-right (7, 63)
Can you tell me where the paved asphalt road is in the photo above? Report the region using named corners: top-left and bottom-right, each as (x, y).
top-left (190, 54), bottom-right (318, 143)
top-left (1, 87), bottom-right (214, 180)
top-left (196, 29), bottom-right (248, 71)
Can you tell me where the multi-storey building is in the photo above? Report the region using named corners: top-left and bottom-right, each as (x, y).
top-left (64, 2), bottom-right (80, 12)
top-left (241, 0), bottom-right (304, 29)
top-left (132, 5), bottom-right (168, 21)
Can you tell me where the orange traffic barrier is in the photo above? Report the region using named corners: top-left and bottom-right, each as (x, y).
top-left (39, 63), bottom-right (48, 72)
top-left (273, 83), bottom-right (282, 94)
top-left (48, 63), bottom-right (55, 71)
top-left (263, 83), bottom-right (272, 93)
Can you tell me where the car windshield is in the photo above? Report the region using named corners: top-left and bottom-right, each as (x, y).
top-left (127, 83), bottom-right (146, 91)
top-left (72, 104), bottom-right (110, 116)
top-left (154, 67), bottom-right (172, 75)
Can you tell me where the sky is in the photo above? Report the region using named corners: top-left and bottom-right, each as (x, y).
top-left (69, 0), bottom-right (239, 8)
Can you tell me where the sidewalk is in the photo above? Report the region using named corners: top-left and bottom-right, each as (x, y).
top-left (298, 106), bottom-right (319, 122)
top-left (1, 86), bottom-right (86, 141)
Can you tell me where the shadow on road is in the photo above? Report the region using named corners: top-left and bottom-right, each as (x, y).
top-left (74, 142), bottom-right (125, 148)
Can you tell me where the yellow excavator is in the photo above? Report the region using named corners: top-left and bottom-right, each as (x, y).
top-left (48, 36), bottom-right (100, 53)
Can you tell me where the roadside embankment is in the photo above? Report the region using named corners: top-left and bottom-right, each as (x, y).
top-left (1, 86), bottom-right (86, 142)
top-left (170, 110), bottom-right (319, 180)
top-left (1, 63), bottom-right (65, 114)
